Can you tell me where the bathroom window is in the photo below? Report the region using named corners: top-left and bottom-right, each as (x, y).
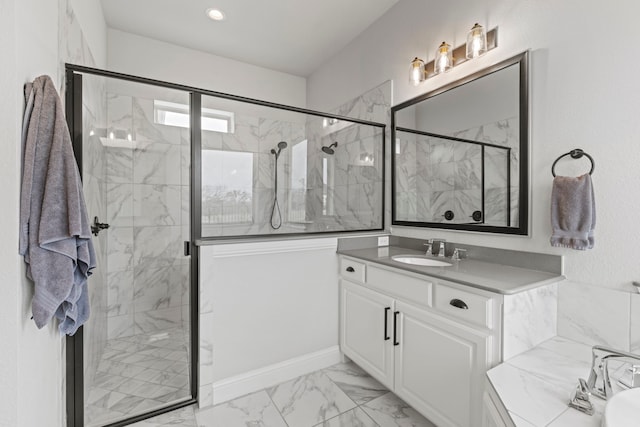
top-left (289, 140), bottom-right (307, 222)
top-left (201, 150), bottom-right (253, 224)
top-left (154, 100), bottom-right (235, 133)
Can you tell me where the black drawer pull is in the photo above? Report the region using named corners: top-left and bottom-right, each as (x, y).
top-left (346, 266), bottom-right (355, 272)
top-left (393, 311), bottom-right (400, 346)
top-left (384, 307), bottom-right (390, 341)
top-left (449, 299), bottom-right (469, 310)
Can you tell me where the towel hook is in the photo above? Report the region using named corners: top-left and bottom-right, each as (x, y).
top-left (551, 148), bottom-right (595, 177)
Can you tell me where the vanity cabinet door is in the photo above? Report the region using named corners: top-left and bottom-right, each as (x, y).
top-left (394, 301), bottom-right (491, 427)
top-left (340, 279), bottom-right (395, 389)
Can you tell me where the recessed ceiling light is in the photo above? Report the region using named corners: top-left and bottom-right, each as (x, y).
top-left (206, 8), bottom-right (225, 21)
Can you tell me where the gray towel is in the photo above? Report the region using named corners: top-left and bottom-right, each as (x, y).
top-left (550, 173), bottom-right (595, 250)
top-left (19, 75), bottom-right (96, 335)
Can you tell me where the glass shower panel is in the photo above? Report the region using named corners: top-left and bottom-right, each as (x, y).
top-left (199, 95), bottom-right (384, 238)
top-left (81, 74), bottom-right (192, 427)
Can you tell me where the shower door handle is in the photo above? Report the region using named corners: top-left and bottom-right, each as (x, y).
top-left (91, 216), bottom-right (110, 236)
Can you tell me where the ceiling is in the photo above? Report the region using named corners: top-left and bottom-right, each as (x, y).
top-left (100, 0), bottom-right (399, 77)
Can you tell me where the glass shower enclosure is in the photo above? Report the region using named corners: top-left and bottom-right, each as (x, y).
top-left (66, 69), bottom-right (196, 427)
top-left (65, 64), bottom-right (385, 427)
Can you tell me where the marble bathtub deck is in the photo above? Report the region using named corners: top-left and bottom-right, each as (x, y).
top-left (130, 361), bottom-right (436, 427)
top-left (487, 336), bottom-right (607, 426)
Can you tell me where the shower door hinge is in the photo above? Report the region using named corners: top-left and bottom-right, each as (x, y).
top-left (184, 241), bottom-right (191, 256)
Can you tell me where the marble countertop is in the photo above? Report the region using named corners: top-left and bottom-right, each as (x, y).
top-left (487, 336), bottom-right (606, 426)
top-left (338, 246), bottom-right (564, 295)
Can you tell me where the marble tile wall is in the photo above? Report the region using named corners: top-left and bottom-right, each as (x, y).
top-left (105, 94), bottom-right (190, 340)
top-left (200, 111), bottom-right (306, 237)
top-left (395, 116), bottom-right (518, 226)
top-left (200, 82), bottom-right (387, 238)
top-left (558, 281), bottom-right (632, 350)
top-left (503, 283), bottom-right (558, 360)
top-left (304, 81), bottom-right (389, 232)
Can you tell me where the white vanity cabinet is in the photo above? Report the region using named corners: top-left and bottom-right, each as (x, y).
top-left (339, 255), bottom-right (503, 427)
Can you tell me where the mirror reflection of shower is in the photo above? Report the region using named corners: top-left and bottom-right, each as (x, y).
top-left (270, 141), bottom-right (288, 229)
top-left (321, 141), bottom-right (338, 155)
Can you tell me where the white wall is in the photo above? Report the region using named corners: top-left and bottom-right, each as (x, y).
top-left (308, 0), bottom-right (640, 291)
top-left (14, 0), bottom-right (64, 425)
top-left (0, 1), bottom-right (107, 426)
top-left (200, 238), bottom-right (340, 403)
top-left (108, 29), bottom-right (307, 108)
top-left (0, 0), bottom-right (20, 425)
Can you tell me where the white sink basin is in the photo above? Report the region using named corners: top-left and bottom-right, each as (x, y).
top-left (391, 255), bottom-right (452, 267)
top-left (602, 388), bottom-right (640, 427)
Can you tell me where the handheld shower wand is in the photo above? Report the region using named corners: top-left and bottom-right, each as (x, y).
top-left (270, 141), bottom-right (288, 229)
top-left (270, 141), bottom-right (288, 159)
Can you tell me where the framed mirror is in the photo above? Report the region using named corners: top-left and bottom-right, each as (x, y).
top-left (392, 51), bottom-right (529, 235)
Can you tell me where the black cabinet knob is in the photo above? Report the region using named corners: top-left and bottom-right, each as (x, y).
top-left (346, 266), bottom-right (355, 273)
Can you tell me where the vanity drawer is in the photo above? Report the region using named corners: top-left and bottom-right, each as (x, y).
top-left (367, 265), bottom-right (432, 308)
top-left (434, 284), bottom-right (493, 329)
top-left (340, 257), bottom-right (366, 283)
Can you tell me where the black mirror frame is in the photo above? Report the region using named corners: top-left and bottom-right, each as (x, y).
top-left (391, 51), bottom-right (529, 235)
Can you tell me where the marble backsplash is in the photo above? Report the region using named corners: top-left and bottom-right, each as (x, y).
top-left (558, 281), bottom-right (639, 353)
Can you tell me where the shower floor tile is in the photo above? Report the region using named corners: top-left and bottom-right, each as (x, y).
top-left (85, 328), bottom-right (191, 427)
top-left (126, 361), bottom-right (436, 427)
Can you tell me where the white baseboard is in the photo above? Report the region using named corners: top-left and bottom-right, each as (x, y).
top-left (210, 345), bottom-right (341, 405)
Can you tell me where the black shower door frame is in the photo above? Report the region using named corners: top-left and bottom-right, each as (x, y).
top-left (64, 63), bottom-right (386, 427)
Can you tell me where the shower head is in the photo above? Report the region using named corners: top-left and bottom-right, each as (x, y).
top-left (271, 141), bottom-right (288, 159)
top-left (322, 141), bottom-right (338, 155)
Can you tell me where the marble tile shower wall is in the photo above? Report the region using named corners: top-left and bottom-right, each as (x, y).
top-left (200, 114), bottom-right (306, 237)
top-left (395, 117), bottom-right (518, 226)
top-left (81, 80), bottom-right (109, 400)
top-left (304, 81), bottom-right (390, 231)
top-left (105, 94), bottom-right (190, 340)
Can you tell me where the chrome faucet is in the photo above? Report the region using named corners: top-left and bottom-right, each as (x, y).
top-left (569, 378), bottom-right (594, 415)
top-left (586, 345), bottom-right (640, 400)
top-left (423, 240), bottom-right (433, 256)
top-left (451, 248), bottom-right (467, 261)
top-left (433, 239), bottom-right (446, 257)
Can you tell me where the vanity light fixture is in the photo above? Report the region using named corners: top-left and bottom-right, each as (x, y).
top-left (409, 57), bottom-right (426, 86)
top-left (409, 26), bottom-right (498, 84)
top-left (466, 23), bottom-right (487, 59)
top-left (434, 42), bottom-right (453, 74)
top-left (206, 8), bottom-right (226, 21)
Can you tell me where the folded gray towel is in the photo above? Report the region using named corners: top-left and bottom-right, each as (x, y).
top-left (550, 173), bottom-right (595, 250)
top-left (19, 75), bottom-right (96, 335)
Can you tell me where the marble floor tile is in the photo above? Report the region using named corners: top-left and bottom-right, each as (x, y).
top-left (267, 371), bottom-right (357, 427)
top-left (86, 327), bottom-right (191, 426)
top-left (362, 393), bottom-right (436, 427)
top-left (316, 407), bottom-right (380, 427)
top-left (196, 390), bottom-right (288, 427)
top-left (101, 359), bottom-right (441, 427)
top-left (322, 362), bottom-right (388, 405)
